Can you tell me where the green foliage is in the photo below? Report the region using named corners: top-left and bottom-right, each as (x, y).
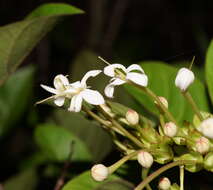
top-left (34, 124), bottom-right (92, 162)
top-left (125, 62), bottom-right (209, 123)
top-left (205, 40), bottom-right (213, 105)
top-left (53, 110), bottom-right (113, 162)
top-left (4, 169), bottom-right (38, 190)
top-left (0, 3), bottom-right (83, 86)
top-left (0, 66), bottom-right (34, 137)
top-left (62, 171), bottom-right (134, 190)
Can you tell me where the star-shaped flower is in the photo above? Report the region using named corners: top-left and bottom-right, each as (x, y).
top-left (103, 64), bottom-right (148, 98)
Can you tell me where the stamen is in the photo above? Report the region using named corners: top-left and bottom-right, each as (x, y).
top-left (189, 56), bottom-right (195, 70)
top-left (98, 56), bottom-right (111, 65)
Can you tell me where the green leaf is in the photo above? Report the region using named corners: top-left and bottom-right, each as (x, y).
top-left (205, 40), bottom-right (213, 105)
top-left (62, 171), bottom-right (134, 190)
top-left (53, 110), bottom-right (113, 162)
top-left (125, 62), bottom-right (209, 123)
top-left (27, 3), bottom-right (84, 18)
top-left (0, 66), bottom-right (34, 137)
top-left (34, 124), bottom-right (92, 162)
top-left (0, 3), bottom-right (83, 85)
top-left (4, 168), bottom-right (37, 190)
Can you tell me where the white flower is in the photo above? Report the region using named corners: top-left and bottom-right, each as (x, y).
top-left (91, 164), bottom-right (109, 181)
top-left (67, 70), bottom-right (105, 112)
top-left (198, 118), bottom-right (213, 139)
top-left (38, 70), bottom-right (105, 112)
top-left (175, 68), bottom-right (195, 91)
top-left (158, 177), bottom-right (171, 190)
top-left (39, 74), bottom-right (72, 106)
top-left (137, 151), bottom-right (153, 168)
top-left (163, 122), bottom-right (177, 137)
top-left (104, 64), bottom-right (148, 98)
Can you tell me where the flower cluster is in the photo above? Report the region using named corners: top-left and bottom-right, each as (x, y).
top-left (38, 59), bottom-right (213, 189)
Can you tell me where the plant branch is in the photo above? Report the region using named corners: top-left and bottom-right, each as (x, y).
top-left (134, 160), bottom-right (196, 190)
top-left (53, 141), bottom-right (74, 190)
top-left (182, 91), bottom-right (203, 121)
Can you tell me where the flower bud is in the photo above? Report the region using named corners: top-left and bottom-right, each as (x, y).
top-left (155, 96), bottom-right (168, 109)
top-left (153, 144), bottom-right (173, 164)
top-left (158, 177), bottom-right (171, 190)
top-left (163, 122), bottom-right (177, 137)
top-left (198, 118), bottom-right (213, 139)
top-left (174, 152), bottom-right (203, 172)
top-left (204, 152), bottom-right (213, 172)
top-left (175, 68), bottom-right (195, 91)
top-left (195, 136), bottom-right (210, 154)
top-left (100, 104), bottom-right (115, 117)
top-left (137, 151), bottom-right (153, 168)
top-left (91, 164), bottom-right (109, 181)
top-left (126, 109), bottom-right (139, 125)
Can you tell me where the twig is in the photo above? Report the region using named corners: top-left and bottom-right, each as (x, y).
top-left (53, 141), bottom-right (75, 190)
top-left (0, 184), bottom-right (4, 190)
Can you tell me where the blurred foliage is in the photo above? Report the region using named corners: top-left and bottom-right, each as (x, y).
top-left (125, 62), bottom-right (210, 123)
top-left (0, 1), bottom-right (213, 190)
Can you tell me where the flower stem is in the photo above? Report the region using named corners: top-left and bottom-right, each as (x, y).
top-left (180, 165), bottom-right (184, 190)
top-left (142, 168), bottom-right (152, 190)
top-left (98, 105), bottom-right (145, 148)
top-left (134, 160), bottom-right (196, 190)
top-left (108, 150), bottom-right (140, 173)
top-left (182, 91), bottom-right (203, 121)
top-left (132, 84), bottom-right (178, 126)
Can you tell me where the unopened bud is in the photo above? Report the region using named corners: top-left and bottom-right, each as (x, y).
top-left (204, 152), bottom-right (213, 172)
top-left (126, 109), bottom-right (139, 125)
top-left (137, 151), bottom-right (153, 168)
top-left (158, 177), bottom-right (171, 190)
top-left (155, 96), bottom-right (168, 109)
top-left (198, 118), bottom-right (213, 139)
top-left (175, 68), bottom-right (195, 91)
top-left (163, 122), bottom-right (177, 137)
top-left (196, 136), bottom-right (210, 154)
top-left (175, 152), bottom-right (203, 172)
top-left (91, 164), bottom-right (109, 181)
top-left (100, 104), bottom-right (115, 117)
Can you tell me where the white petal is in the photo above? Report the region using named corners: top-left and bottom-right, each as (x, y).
top-left (104, 84), bottom-right (115, 98)
top-left (81, 70), bottom-right (102, 86)
top-left (175, 68), bottom-right (195, 91)
top-left (68, 95), bottom-right (83, 112)
top-left (54, 74), bottom-right (69, 90)
top-left (69, 81), bottom-right (81, 88)
top-left (104, 64), bottom-right (127, 77)
top-left (40, 84), bottom-right (57, 94)
top-left (54, 97), bottom-right (65, 106)
top-left (82, 89), bottom-right (105, 105)
top-left (126, 72), bottom-right (148, 87)
top-left (110, 78), bottom-right (126, 86)
top-left (127, 64), bottom-right (144, 73)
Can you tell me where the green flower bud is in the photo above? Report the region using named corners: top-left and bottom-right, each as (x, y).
top-left (174, 152), bottom-right (203, 172)
top-left (204, 152), bottom-right (213, 172)
top-left (140, 127), bottom-right (161, 144)
top-left (153, 144), bottom-right (173, 164)
top-left (170, 183), bottom-right (180, 190)
top-left (173, 125), bottom-right (189, 145)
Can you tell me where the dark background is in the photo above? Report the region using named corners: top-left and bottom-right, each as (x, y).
top-left (0, 0), bottom-right (213, 189)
